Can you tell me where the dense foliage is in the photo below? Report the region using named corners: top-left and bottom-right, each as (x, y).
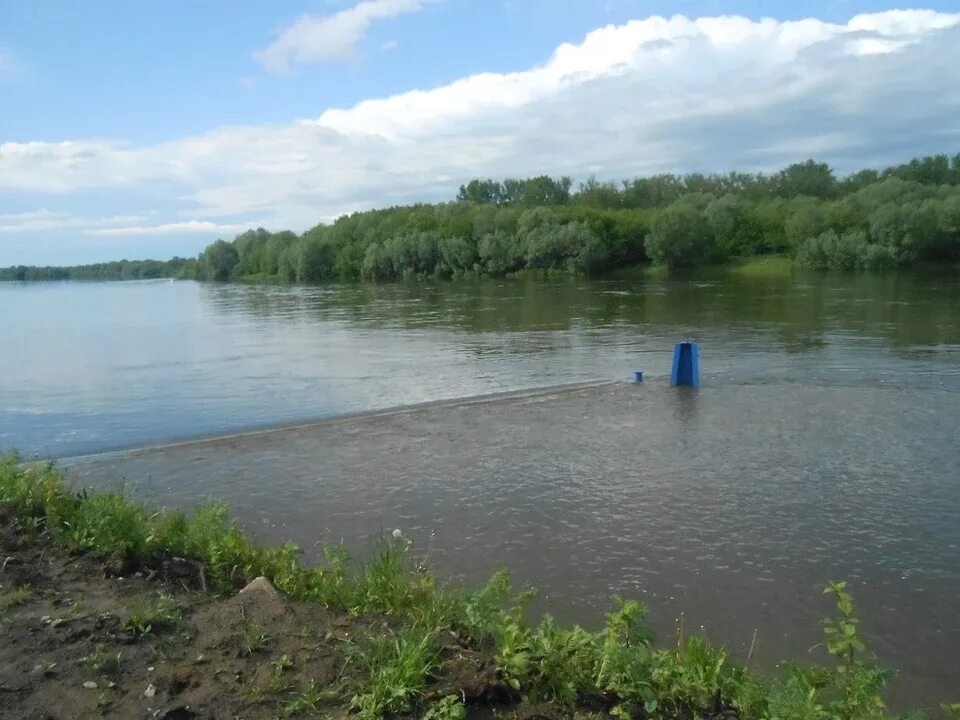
top-left (0, 257), bottom-right (196, 282)
top-left (4, 153), bottom-right (960, 283)
top-left (2, 452), bottom-right (952, 719)
top-left (190, 154), bottom-right (960, 281)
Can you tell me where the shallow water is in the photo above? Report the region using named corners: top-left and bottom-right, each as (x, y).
top-left (3, 272), bottom-right (960, 706)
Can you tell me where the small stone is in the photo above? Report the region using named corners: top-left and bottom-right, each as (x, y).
top-left (51, 618), bottom-right (65, 628)
top-left (144, 683), bottom-right (156, 697)
top-left (83, 680), bottom-right (98, 690)
top-left (39, 615), bottom-right (51, 624)
top-left (148, 666), bottom-right (155, 672)
top-left (194, 654), bottom-right (206, 664)
top-left (238, 576), bottom-right (278, 597)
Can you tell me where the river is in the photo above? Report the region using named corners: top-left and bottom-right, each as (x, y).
top-left (2, 272), bottom-right (959, 707)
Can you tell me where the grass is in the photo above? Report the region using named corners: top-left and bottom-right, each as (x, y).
top-left (1, 451), bottom-right (953, 719)
top-left (80, 644), bottom-right (122, 677)
top-left (730, 254), bottom-right (794, 277)
top-left (284, 679), bottom-right (339, 716)
top-left (122, 594), bottom-right (182, 637)
top-left (1, 583), bottom-right (32, 609)
top-left (242, 620), bottom-right (271, 655)
top-left (347, 626), bottom-right (441, 720)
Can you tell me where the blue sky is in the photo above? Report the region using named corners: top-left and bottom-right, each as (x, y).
top-left (2, 1), bottom-right (959, 264)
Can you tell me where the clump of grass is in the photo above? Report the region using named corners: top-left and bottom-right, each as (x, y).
top-left (242, 620), bottom-right (270, 655)
top-left (80, 645), bottom-right (122, 677)
top-left (272, 653), bottom-right (294, 674)
top-left (34, 658), bottom-right (57, 676)
top-left (347, 626), bottom-right (440, 720)
top-left (283, 679), bottom-right (338, 716)
top-left (60, 492), bottom-right (151, 560)
top-left (123, 594), bottom-right (181, 637)
top-left (0, 583), bottom-right (32, 609)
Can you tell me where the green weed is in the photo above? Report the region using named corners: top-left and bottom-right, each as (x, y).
top-left (60, 492), bottom-right (151, 560)
top-left (80, 645), bottom-right (122, 677)
top-left (283, 679), bottom-right (338, 715)
top-left (347, 626), bottom-right (440, 720)
top-left (34, 658), bottom-right (57, 676)
top-left (242, 620), bottom-right (270, 655)
top-left (0, 583), bottom-right (32, 609)
top-left (123, 594), bottom-right (182, 637)
top-left (423, 695), bottom-right (466, 720)
top-left (272, 653), bottom-right (295, 674)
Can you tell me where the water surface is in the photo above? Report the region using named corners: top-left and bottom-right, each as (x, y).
top-left (2, 272), bottom-right (959, 707)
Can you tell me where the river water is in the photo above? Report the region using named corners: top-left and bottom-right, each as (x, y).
top-left (1, 272), bottom-right (959, 707)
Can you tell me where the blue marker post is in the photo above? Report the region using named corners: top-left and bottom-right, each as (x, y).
top-left (670, 341), bottom-right (700, 387)
top-left (634, 371), bottom-right (644, 383)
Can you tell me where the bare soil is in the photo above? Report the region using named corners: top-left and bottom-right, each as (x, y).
top-left (0, 514), bottom-right (509, 720)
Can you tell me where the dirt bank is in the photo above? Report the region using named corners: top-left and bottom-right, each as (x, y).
top-left (0, 515), bottom-right (506, 720)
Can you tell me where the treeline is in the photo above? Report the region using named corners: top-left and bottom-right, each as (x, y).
top-left (192, 153), bottom-right (960, 282)
top-left (6, 153), bottom-right (960, 284)
top-left (0, 257), bottom-right (197, 282)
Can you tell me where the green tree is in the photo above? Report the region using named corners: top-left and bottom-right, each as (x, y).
top-left (774, 159), bottom-right (837, 199)
top-left (200, 240), bottom-right (239, 281)
top-left (645, 202), bottom-right (712, 268)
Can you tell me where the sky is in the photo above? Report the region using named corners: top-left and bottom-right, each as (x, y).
top-left (1, 1), bottom-right (959, 265)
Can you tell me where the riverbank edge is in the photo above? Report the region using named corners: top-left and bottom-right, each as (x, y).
top-left (0, 454), bottom-right (948, 719)
top-left (6, 254), bottom-right (959, 286)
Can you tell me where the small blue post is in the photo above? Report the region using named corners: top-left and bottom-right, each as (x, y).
top-left (670, 341), bottom-right (700, 387)
top-left (634, 371), bottom-right (643, 383)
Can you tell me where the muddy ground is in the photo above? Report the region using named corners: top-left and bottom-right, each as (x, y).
top-left (0, 511), bottom-right (508, 720)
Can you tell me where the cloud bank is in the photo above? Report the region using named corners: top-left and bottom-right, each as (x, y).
top-left (2, 10), bottom-right (960, 260)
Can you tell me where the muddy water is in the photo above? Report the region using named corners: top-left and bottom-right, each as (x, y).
top-left (3, 271), bottom-right (960, 707)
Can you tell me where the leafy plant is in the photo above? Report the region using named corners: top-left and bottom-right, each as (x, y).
top-left (272, 654), bottom-right (294, 674)
top-left (823, 581), bottom-right (866, 665)
top-left (59, 492), bottom-right (150, 561)
top-left (347, 626), bottom-right (440, 720)
top-left (123, 594), bottom-right (181, 637)
top-left (423, 695), bottom-right (466, 720)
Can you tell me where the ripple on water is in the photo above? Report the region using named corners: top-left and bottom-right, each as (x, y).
top-left (62, 380), bottom-right (960, 707)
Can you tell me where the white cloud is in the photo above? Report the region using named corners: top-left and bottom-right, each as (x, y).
top-left (2, 10), bottom-right (960, 244)
top-left (380, 39), bottom-right (399, 52)
top-left (256, 0), bottom-right (440, 71)
top-left (83, 220), bottom-right (254, 237)
top-left (0, 210), bottom-right (148, 233)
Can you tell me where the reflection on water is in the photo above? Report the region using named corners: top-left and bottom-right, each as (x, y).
top-left (2, 271), bottom-right (959, 456)
top-left (3, 271), bottom-right (960, 708)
